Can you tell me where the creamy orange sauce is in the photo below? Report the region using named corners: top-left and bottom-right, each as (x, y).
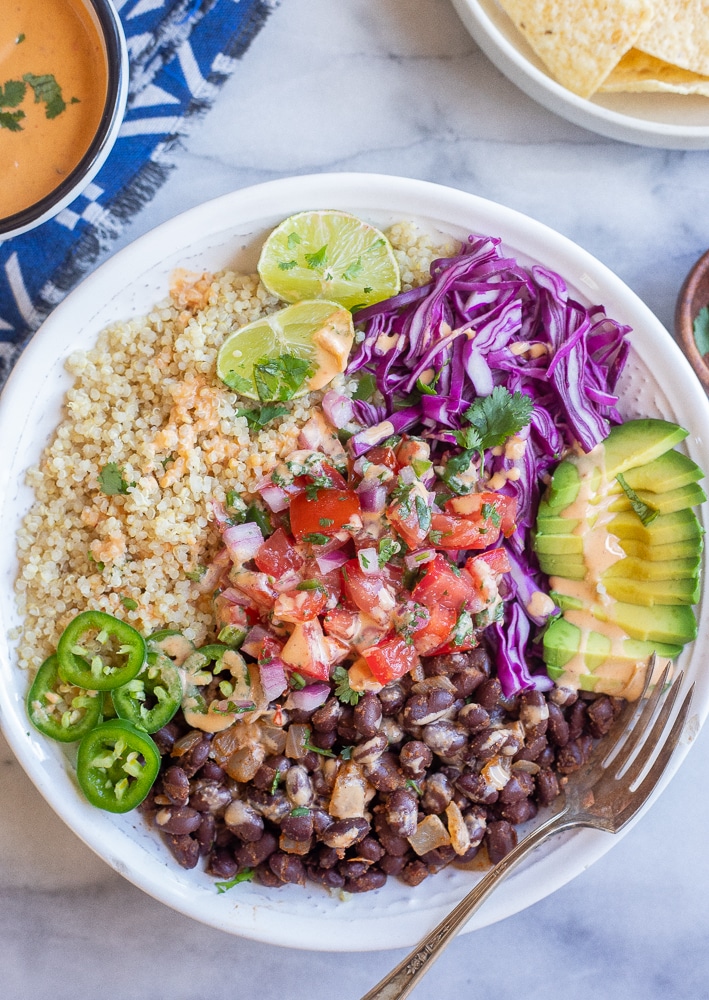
top-left (0, 0), bottom-right (108, 218)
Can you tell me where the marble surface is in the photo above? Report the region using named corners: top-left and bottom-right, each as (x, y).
top-left (3, 1), bottom-right (709, 997)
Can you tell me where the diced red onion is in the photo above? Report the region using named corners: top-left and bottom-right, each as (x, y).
top-left (195, 547), bottom-right (231, 593)
top-left (356, 478), bottom-right (387, 514)
top-left (316, 549), bottom-right (349, 574)
top-left (219, 586), bottom-right (253, 608)
top-left (357, 547), bottom-right (379, 575)
top-left (222, 521), bottom-right (264, 566)
top-left (289, 682), bottom-right (330, 711)
top-left (258, 483), bottom-right (290, 513)
top-left (241, 625), bottom-right (277, 658)
top-left (398, 465), bottom-right (416, 485)
top-left (259, 658), bottom-right (289, 702)
top-left (322, 390), bottom-right (355, 428)
top-left (404, 547), bottom-right (437, 570)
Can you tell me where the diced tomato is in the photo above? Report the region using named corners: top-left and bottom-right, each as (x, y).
top-left (323, 606), bottom-right (387, 650)
top-left (469, 547), bottom-right (511, 575)
top-left (280, 619), bottom-right (331, 681)
top-left (394, 436), bottom-right (430, 467)
top-left (412, 602), bottom-right (457, 655)
top-left (341, 559), bottom-right (397, 626)
top-left (430, 512), bottom-right (498, 550)
top-left (361, 635), bottom-right (420, 684)
top-left (230, 570), bottom-right (278, 610)
top-left (411, 554), bottom-right (475, 611)
top-left (254, 526), bottom-right (304, 578)
top-left (213, 596), bottom-right (250, 632)
top-left (445, 491), bottom-right (517, 538)
top-left (363, 446), bottom-right (398, 472)
top-left (299, 559), bottom-right (343, 609)
top-left (273, 587), bottom-right (328, 624)
top-left (464, 550), bottom-right (509, 608)
top-left (258, 635), bottom-right (285, 665)
top-left (290, 488), bottom-right (361, 542)
top-left (387, 482), bottom-right (432, 549)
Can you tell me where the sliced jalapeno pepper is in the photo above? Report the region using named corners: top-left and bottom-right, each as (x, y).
top-left (76, 719), bottom-right (160, 813)
top-left (112, 650), bottom-right (183, 733)
top-left (26, 653), bottom-right (103, 743)
top-left (57, 610), bottom-right (146, 691)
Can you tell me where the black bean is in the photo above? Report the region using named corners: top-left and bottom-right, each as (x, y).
top-left (311, 697), bottom-right (343, 732)
top-left (518, 690), bottom-right (549, 737)
top-left (567, 700), bottom-right (587, 740)
top-left (463, 805), bottom-right (487, 846)
top-left (307, 867), bottom-right (345, 889)
top-left (498, 798), bottom-right (537, 825)
top-left (421, 772), bottom-right (453, 814)
top-left (163, 832), bottom-right (200, 869)
top-left (486, 820), bottom-right (517, 863)
top-left (225, 800), bottom-right (264, 842)
top-left (421, 720), bottom-right (467, 756)
top-left (321, 817), bottom-right (369, 850)
top-left (162, 765), bottom-right (190, 806)
top-left (285, 765), bottom-right (314, 808)
top-left (499, 771), bottom-right (535, 804)
top-left (364, 751), bottom-right (406, 792)
top-left (455, 770), bottom-right (499, 805)
top-left (468, 728), bottom-right (510, 761)
top-left (379, 854), bottom-right (408, 875)
top-left (200, 760), bottom-right (226, 783)
top-left (313, 844), bottom-right (340, 869)
top-left (401, 860), bottom-right (429, 886)
top-left (281, 810), bottom-right (314, 842)
top-left (373, 813), bottom-right (410, 856)
top-left (546, 703), bottom-right (570, 747)
top-left (403, 689), bottom-right (455, 727)
top-left (379, 683), bottom-right (406, 716)
top-left (353, 692), bottom-right (382, 737)
top-left (309, 728), bottom-right (337, 750)
top-left (351, 732), bottom-right (388, 768)
top-left (172, 733), bottom-right (211, 777)
top-left (556, 734), bottom-right (593, 774)
top-left (476, 678), bottom-right (502, 711)
top-left (514, 733), bottom-right (548, 763)
top-left (311, 807), bottom-right (334, 836)
top-left (196, 813), bottom-right (216, 856)
top-left (536, 767), bottom-right (561, 806)
top-left (399, 740), bottom-right (432, 779)
top-left (338, 859), bottom-right (370, 880)
top-left (457, 703), bottom-right (490, 734)
top-left (355, 836), bottom-right (386, 863)
top-left (252, 754), bottom-right (291, 792)
top-left (345, 871), bottom-right (387, 893)
top-left (255, 865), bottom-right (284, 888)
top-left (384, 789), bottom-right (418, 837)
top-left (189, 781), bottom-right (231, 813)
top-left (206, 849), bottom-right (237, 880)
top-left (154, 805), bottom-right (202, 835)
top-left (421, 845), bottom-right (457, 873)
top-left (586, 695), bottom-right (618, 737)
top-left (234, 831), bottom-right (278, 868)
top-left (152, 721), bottom-right (181, 755)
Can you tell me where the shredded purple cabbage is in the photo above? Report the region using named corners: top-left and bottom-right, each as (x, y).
top-left (346, 233), bottom-right (631, 696)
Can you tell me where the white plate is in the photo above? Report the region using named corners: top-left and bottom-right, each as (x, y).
top-left (451, 0), bottom-right (709, 150)
top-left (1, 173), bottom-right (708, 952)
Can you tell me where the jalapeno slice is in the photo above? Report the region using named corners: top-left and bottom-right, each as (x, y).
top-left (26, 654), bottom-right (103, 743)
top-left (112, 650), bottom-right (183, 733)
top-left (57, 610), bottom-right (146, 691)
top-left (76, 719), bottom-right (160, 813)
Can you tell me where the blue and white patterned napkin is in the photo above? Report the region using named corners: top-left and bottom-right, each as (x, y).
top-left (0, 0), bottom-right (279, 388)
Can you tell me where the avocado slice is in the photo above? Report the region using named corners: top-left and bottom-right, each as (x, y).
top-left (601, 554), bottom-right (701, 581)
top-left (607, 508), bottom-right (703, 545)
top-left (602, 575), bottom-right (700, 607)
top-left (534, 512), bottom-right (581, 535)
top-left (545, 460), bottom-right (581, 513)
top-left (601, 419), bottom-right (688, 479)
top-left (533, 533), bottom-right (584, 556)
top-left (619, 535), bottom-right (704, 562)
top-left (590, 601), bottom-right (697, 645)
top-left (605, 481), bottom-right (706, 516)
top-left (607, 448), bottom-right (704, 495)
top-left (536, 554), bottom-right (586, 580)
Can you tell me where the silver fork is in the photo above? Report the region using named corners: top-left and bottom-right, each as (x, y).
top-left (361, 657), bottom-right (694, 1000)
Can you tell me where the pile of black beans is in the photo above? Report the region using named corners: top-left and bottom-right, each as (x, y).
top-left (140, 646), bottom-right (622, 893)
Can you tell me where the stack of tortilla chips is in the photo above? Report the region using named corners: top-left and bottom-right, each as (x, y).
top-left (497, 0), bottom-right (709, 99)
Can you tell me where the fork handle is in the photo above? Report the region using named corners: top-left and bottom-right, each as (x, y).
top-left (360, 805), bottom-right (573, 1000)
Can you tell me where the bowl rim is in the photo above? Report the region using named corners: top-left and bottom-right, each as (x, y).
top-left (675, 249), bottom-right (709, 391)
top-left (0, 0), bottom-right (129, 239)
top-left (1, 172), bottom-right (708, 951)
top-left (450, 0), bottom-right (709, 149)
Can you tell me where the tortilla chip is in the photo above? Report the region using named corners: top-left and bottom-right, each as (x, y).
top-left (636, 0), bottom-right (709, 78)
top-left (600, 48), bottom-right (709, 95)
top-left (496, 0), bottom-right (657, 98)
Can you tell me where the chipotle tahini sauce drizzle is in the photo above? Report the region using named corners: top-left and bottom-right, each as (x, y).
top-left (0, 0), bottom-right (108, 219)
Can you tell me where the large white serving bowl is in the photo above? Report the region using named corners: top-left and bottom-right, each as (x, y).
top-left (1, 173), bottom-right (708, 952)
top-left (451, 0), bottom-right (709, 150)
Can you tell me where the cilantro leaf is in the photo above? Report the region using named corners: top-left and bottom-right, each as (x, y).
top-left (332, 665), bottom-right (361, 706)
top-left (462, 386), bottom-right (534, 453)
top-left (98, 463), bottom-right (135, 496)
top-left (342, 258), bottom-right (363, 281)
top-left (215, 868), bottom-right (255, 893)
top-left (0, 109), bottom-right (24, 131)
top-left (353, 372), bottom-right (377, 401)
top-left (23, 73), bottom-right (66, 119)
top-left (253, 353), bottom-right (312, 402)
top-left (222, 371), bottom-right (255, 395)
top-left (277, 260), bottom-right (298, 271)
top-left (236, 402), bottom-right (289, 429)
top-left (693, 305), bottom-right (709, 357)
top-left (616, 473), bottom-right (659, 526)
top-left (304, 244), bottom-right (328, 270)
top-left (0, 79), bottom-right (26, 109)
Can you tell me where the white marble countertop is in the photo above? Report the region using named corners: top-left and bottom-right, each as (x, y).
top-left (3, 1), bottom-right (709, 997)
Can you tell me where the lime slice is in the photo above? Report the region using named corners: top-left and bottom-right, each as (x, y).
top-left (216, 299), bottom-right (355, 401)
top-left (257, 210), bottom-right (401, 310)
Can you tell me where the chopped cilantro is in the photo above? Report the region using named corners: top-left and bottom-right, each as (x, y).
top-left (332, 665), bottom-right (361, 705)
top-left (23, 72), bottom-right (66, 119)
top-left (224, 372), bottom-right (256, 395)
top-left (98, 462), bottom-right (134, 496)
top-left (340, 745), bottom-right (354, 760)
top-left (377, 537), bottom-right (401, 567)
top-left (296, 579), bottom-right (327, 593)
top-left (290, 672), bottom-right (306, 689)
top-left (286, 232), bottom-right (301, 250)
top-left (342, 258), bottom-right (363, 281)
top-left (302, 532), bottom-right (329, 545)
top-left (270, 769), bottom-right (282, 795)
top-left (616, 473), bottom-right (659, 526)
top-left (253, 353), bottom-right (312, 402)
top-left (353, 372), bottom-right (377, 401)
top-left (304, 244), bottom-right (328, 270)
top-left (462, 386), bottom-right (533, 455)
top-left (215, 868), bottom-right (255, 893)
top-left (120, 596), bottom-right (138, 611)
top-left (319, 517), bottom-right (334, 527)
top-left (414, 495), bottom-right (432, 533)
top-left (236, 402), bottom-right (290, 429)
top-left (278, 260), bottom-right (298, 270)
top-left (481, 502), bottom-right (502, 528)
top-left (290, 807), bottom-right (310, 818)
top-left (185, 566), bottom-right (206, 582)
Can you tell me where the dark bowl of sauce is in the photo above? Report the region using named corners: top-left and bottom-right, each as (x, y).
top-left (0, 0), bottom-right (128, 238)
top-left (675, 249), bottom-right (709, 394)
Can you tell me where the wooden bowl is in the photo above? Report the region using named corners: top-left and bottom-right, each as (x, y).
top-left (676, 249), bottom-right (709, 392)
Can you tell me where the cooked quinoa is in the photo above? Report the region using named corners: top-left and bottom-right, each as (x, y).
top-left (14, 222), bottom-right (458, 674)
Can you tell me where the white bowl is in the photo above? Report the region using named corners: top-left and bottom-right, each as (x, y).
top-left (1, 173), bottom-right (708, 952)
top-left (451, 0), bottom-right (709, 150)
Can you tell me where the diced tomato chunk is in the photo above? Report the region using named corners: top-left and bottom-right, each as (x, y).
top-left (290, 489), bottom-right (361, 542)
top-left (430, 512), bottom-right (498, 550)
top-left (412, 602), bottom-right (457, 655)
top-left (469, 547), bottom-right (511, 575)
top-left (273, 587), bottom-right (328, 624)
top-left (411, 554), bottom-right (475, 611)
top-left (387, 482), bottom-right (432, 549)
top-left (361, 635), bottom-right (420, 684)
top-left (280, 619), bottom-right (331, 681)
top-left (363, 446), bottom-right (398, 472)
top-left (254, 527), bottom-right (303, 578)
top-left (341, 559), bottom-right (397, 625)
top-left (445, 491), bottom-right (517, 537)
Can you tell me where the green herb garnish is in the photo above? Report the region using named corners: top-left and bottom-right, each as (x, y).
top-left (253, 353), bottom-right (313, 402)
top-left (98, 463), bottom-right (135, 496)
top-left (616, 473), bottom-right (659, 526)
top-left (332, 665), bottom-right (361, 706)
top-left (215, 868), bottom-right (255, 893)
top-left (693, 305), bottom-right (709, 357)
